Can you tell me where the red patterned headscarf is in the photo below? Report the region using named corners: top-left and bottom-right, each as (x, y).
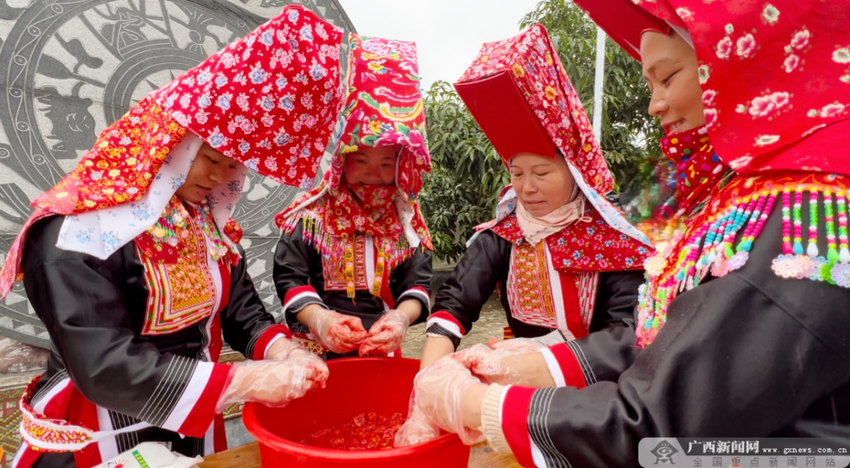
top-left (455, 24), bottom-right (651, 273)
top-left (574, 0), bottom-right (850, 347)
top-left (574, 0), bottom-right (850, 178)
top-left (0, 5), bottom-right (344, 299)
top-left (275, 33), bottom-right (432, 298)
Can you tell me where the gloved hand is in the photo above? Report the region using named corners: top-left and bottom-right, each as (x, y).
top-left (487, 337), bottom-right (546, 354)
top-left (475, 339), bottom-right (571, 387)
top-left (489, 328), bottom-right (568, 353)
top-left (408, 354), bottom-right (485, 445)
top-left (265, 337), bottom-right (316, 361)
top-left (264, 337), bottom-right (327, 376)
top-left (303, 308), bottom-right (367, 354)
top-left (216, 356), bottom-right (329, 412)
top-left (394, 392), bottom-right (441, 447)
top-left (359, 309), bottom-right (410, 356)
top-left (453, 343), bottom-right (537, 386)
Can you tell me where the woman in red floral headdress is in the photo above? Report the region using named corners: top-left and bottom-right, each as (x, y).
top-left (3, 6), bottom-right (344, 468)
top-left (413, 24), bottom-right (652, 372)
top-left (273, 33), bottom-right (433, 360)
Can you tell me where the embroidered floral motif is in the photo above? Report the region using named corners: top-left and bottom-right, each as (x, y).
top-left (135, 197), bottom-right (237, 264)
top-left (19, 376), bottom-right (94, 453)
top-left (506, 242), bottom-right (557, 329)
top-left (490, 207), bottom-right (649, 274)
top-left (135, 201), bottom-right (221, 336)
top-left (37, 100), bottom-right (186, 215)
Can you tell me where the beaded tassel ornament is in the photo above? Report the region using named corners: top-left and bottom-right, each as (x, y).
top-left (285, 212), bottom-right (418, 299)
top-left (771, 188), bottom-right (850, 286)
top-left (146, 197), bottom-right (234, 262)
top-left (636, 180), bottom-right (850, 348)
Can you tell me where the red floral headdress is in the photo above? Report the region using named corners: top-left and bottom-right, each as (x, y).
top-left (275, 33), bottom-right (432, 299)
top-left (573, 0), bottom-right (850, 347)
top-left (574, 0), bottom-right (850, 177)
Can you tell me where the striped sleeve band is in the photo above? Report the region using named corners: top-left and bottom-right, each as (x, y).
top-left (282, 285), bottom-right (326, 316)
top-left (397, 286), bottom-right (431, 310)
top-left (538, 343), bottom-right (588, 389)
top-left (425, 311), bottom-right (466, 350)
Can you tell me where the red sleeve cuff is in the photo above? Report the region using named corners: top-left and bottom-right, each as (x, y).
top-left (177, 363), bottom-right (233, 438)
top-left (548, 343), bottom-right (588, 389)
top-left (283, 285), bottom-right (321, 306)
top-left (501, 385), bottom-right (536, 468)
top-left (252, 324), bottom-right (293, 360)
top-left (427, 311), bottom-right (466, 335)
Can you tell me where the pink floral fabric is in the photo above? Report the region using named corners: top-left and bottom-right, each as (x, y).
top-left (574, 0), bottom-right (850, 348)
top-left (0, 5), bottom-right (344, 299)
top-left (153, 5), bottom-right (344, 188)
top-left (633, 0), bottom-right (850, 177)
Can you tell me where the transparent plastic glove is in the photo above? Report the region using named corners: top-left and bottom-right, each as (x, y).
top-left (410, 354), bottom-right (485, 445)
top-left (394, 392), bottom-right (441, 447)
top-left (284, 344), bottom-right (322, 362)
top-left (452, 343), bottom-right (534, 386)
top-left (489, 328), bottom-right (568, 352)
top-left (266, 338), bottom-right (304, 361)
top-left (487, 337), bottom-right (546, 354)
top-left (359, 309), bottom-right (410, 356)
top-left (216, 356), bottom-right (329, 412)
top-left (305, 308), bottom-right (367, 354)
top-left (265, 337), bottom-right (326, 373)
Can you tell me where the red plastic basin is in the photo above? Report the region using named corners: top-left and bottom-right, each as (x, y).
top-left (243, 357), bottom-right (471, 467)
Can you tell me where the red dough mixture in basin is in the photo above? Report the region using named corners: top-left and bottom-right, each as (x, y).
top-left (301, 412), bottom-right (406, 450)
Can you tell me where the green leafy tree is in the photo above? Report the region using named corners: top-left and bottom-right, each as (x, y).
top-left (418, 81), bottom-right (508, 263)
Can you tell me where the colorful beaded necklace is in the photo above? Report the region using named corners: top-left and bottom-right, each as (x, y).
top-left (770, 187), bottom-right (850, 286)
top-left (636, 173), bottom-right (850, 348)
top-left (146, 197), bottom-right (234, 262)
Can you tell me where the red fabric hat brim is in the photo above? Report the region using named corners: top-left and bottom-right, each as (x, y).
top-left (572, 0), bottom-right (671, 61)
top-left (455, 71), bottom-right (559, 167)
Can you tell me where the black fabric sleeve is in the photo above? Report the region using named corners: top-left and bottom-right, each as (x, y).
top-left (516, 198), bottom-right (850, 467)
top-left (390, 247), bottom-right (433, 325)
top-left (565, 269), bottom-right (644, 384)
top-left (21, 216), bottom-right (227, 431)
top-left (219, 245), bottom-right (278, 359)
top-left (273, 221), bottom-right (328, 329)
top-left (430, 230), bottom-right (511, 335)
